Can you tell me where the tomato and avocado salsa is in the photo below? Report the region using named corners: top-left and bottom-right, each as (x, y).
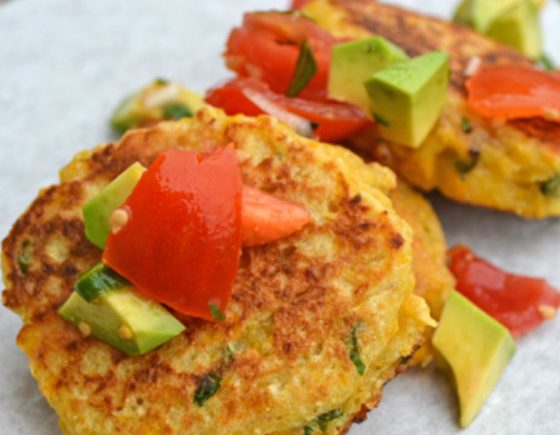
top-left (104, 148), bottom-right (243, 321)
top-left (208, 11), bottom-right (375, 143)
top-left (59, 147), bottom-right (311, 355)
top-left (209, 10), bottom-right (452, 148)
top-left (206, 77), bottom-right (372, 143)
top-left (448, 245), bottom-right (560, 336)
top-left (466, 65), bottom-right (560, 122)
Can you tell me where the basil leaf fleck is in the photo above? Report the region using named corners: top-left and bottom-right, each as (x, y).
top-left (194, 373), bottom-right (221, 406)
top-left (303, 425), bottom-right (314, 435)
top-left (537, 54), bottom-right (556, 72)
top-left (17, 240), bottom-right (33, 275)
top-left (541, 175), bottom-right (560, 196)
top-left (225, 344), bottom-right (234, 361)
top-left (460, 117), bottom-right (473, 134)
top-left (286, 41), bottom-right (317, 98)
top-left (209, 303), bottom-right (226, 321)
top-left (454, 150), bottom-right (480, 178)
top-left (154, 77), bottom-right (169, 86)
top-left (348, 327), bottom-right (366, 376)
top-left (303, 409), bottom-right (343, 434)
top-left (373, 113), bottom-right (390, 127)
top-left (317, 409), bottom-right (343, 432)
top-left (162, 103), bottom-right (192, 120)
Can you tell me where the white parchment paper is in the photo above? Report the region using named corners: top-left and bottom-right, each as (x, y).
top-left (1, 1), bottom-right (559, 434)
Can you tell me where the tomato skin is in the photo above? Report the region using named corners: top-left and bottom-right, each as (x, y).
top-left (225, 12), bottom-right (338, 100)
top-left (242, 186), bottom-right (311, 247)
top-left (205, 77), bottom-right (373, 143)
top-left (103, 148), bottom-right (243, 322)
top-left (205, 78), bottom-right (264, 117)
top-left (448, 245), bottom-right (560, 336)
top-left (466, 65), bottom-right (560, 121)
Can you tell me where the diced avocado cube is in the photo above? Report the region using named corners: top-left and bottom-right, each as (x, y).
top-left (532, 0), bottom-right (547, 9)
top-left (83, 162), bottom-right (146, 249)
top-left (365, 51), bottom-right (450, 148)
top-left (432, 291), bottom-right (516, 428)
top-left (453, 0), bottom-right (543, 59)
top-left (452, 0), bottom-right (474, 26)
top-left (328, 36), bottom-right (409, 113)
top-left (75, 262), bottom-right (130, 302)
top-left (59, 286), bottom-right (185, 356)
top-left (453, 0), bottom-right (519, 32)
top-left (110, 80), bottom-right (206, 134)
top-left (485, 0), bottom-right (542, 59)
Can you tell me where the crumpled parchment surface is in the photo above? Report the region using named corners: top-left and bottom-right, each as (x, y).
top-left (0, 1), bottom-right (559, 434)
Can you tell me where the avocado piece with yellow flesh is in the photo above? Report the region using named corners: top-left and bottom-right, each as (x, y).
top-left (433, 291), bottom-right (516, 428)
top-left (110, 79), bottom-right (206, 134)
top-left (59, 272), bottom-right (185, 356)
top-left (453, 0), bottom-right (543, 58)
top-left (328, 36), bottom-right (409, 113)
top-left (452, 0), bottom-right (473, 27)
top-left (454, 0), bottom-right (546, 29)
top-left (453, 0), bottom-right (519, 32)
top-left (364, 51), bottom-right (449, 148)
top-left (83, 162), bottom-right (146, 249)
top-left (485, 0), bottom-right (542, 59)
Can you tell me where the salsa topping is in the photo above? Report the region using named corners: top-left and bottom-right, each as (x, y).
top-left (225, 11), bottom-right (337, 100)
top-left (101, 148), bottom-right (311, 322)
top-left (206, 77), bottom-right (373, 143)
top-left (448, 245), bottom-right (560, 336)
top-left (466, 65), bottom-right (560, 122)
top-left (286, 41), bottom-right (318, 97)
top-left (212, 11), bottom-right (374, 142)
top-left (241, 186), bottom-right (311, 247)
top-left (103, 148), bottom-right (244, 321)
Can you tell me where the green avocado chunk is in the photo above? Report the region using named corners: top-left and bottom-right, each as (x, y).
top-left (75, 262), bottom-right (130, 302)
top-left (83, 162), bottom-right (146, 249)
top-left (327, 36), bottom-right (409, 113)
top-left (485, 0), bottom-right (542, 59)
top-left (432, 291), bottom-right (516, 428)
top-left (364, 51), bottom-right (450, 148)
top-left (453, 0), bottom-right (542, 58)
top-left (110, 79), bottom-right (206, 134)
top-left (59, 277), bottom-right (185, 356)
top-left (453, 0), bottom-right (519, 32)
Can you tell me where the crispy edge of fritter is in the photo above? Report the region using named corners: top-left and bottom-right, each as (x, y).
top-left (390, 181), bottom-right (455, 366)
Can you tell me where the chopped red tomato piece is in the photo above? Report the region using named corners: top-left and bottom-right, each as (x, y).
top-left (103, 148), bottom-right (312, 321)
top-left (242, 186), bottom-right (311, 247)
top-left (104, 148), bottom-right (243, 321)
top-left (466, 65), bottom-right (560, 121)
top-left (225, 11), bottom-right (338, 100)
top-left (448, 245), bottom-right (560, 336)
top-left (206, 77), bottom-right (373, 143)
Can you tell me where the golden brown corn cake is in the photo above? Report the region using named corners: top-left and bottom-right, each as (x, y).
top-left (2, 108), bottom-right (434, 434)
top-left (303, 0), bottom-right (560, 218)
